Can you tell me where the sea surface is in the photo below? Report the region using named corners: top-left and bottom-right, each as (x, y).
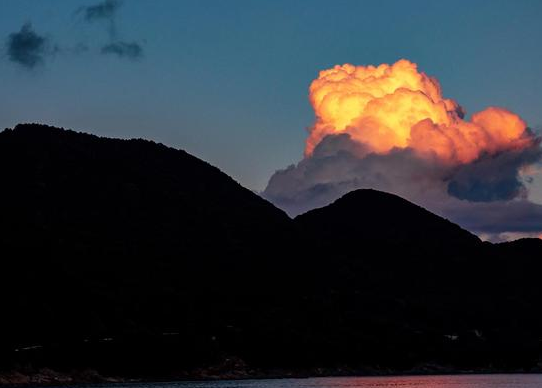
top-left (71, 375), bottom-right (542, 388)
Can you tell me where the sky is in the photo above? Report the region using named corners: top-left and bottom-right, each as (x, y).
top-left (1, 0), bottom-right (542, 239)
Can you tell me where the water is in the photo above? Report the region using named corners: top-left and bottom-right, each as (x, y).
top-left (77, 375), bottom-right (542, 388)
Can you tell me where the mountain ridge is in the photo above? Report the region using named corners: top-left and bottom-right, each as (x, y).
top-left (0, 123), bottom-right (541, 382)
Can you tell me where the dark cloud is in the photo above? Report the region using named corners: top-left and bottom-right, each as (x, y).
top-left (77, 0), bottom-right (122, 38)
top-left (76, 0), bottom-right (144, 59)
top-left (6, 23), bottom-right (48, 69)
top-left (447, 143), bottom-right (541, 202)
top-left (75, 0), bottom-right (122, 39)
top-left (81, 0), bottom-right (121, 22)
top-left (4, 0), bottom-right (144, 69)
top-left (263, 133), bottom-right (542, 240)
top-left (101, 41), bottom-right (142, 60)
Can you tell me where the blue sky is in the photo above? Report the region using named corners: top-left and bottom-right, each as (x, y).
top-left (1, 0), bottom-right (542, 192)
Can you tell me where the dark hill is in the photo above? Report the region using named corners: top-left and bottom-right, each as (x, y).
top-left (1, 123), bottom-right (542, 381)
top-left (496, 237), bottom-right (542, 252)
top-left (293, 190), bottom-right (542, 372)
top-left (0, 124), bottom-right (299, 377)
top-left (295, 188), bottom-right (480, 251)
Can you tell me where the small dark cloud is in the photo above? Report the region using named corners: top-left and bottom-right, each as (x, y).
top-left (76, 0), bottom-right (122, 39)
top-left (76, 0), bottom-right (144, 60)
top-left (6, 23), bottom-right (48, 69)
top-left (5, 0), bottom-right (144, 70)
top-left (79, 0), bottom-right (121, 23)
top-left (101, 41), bottom-right (142, 60)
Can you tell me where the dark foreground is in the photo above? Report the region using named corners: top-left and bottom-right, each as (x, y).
top-left (3, 374), bottom-right (542, 388)
top-left (1, 124), bottom-right (542, 382)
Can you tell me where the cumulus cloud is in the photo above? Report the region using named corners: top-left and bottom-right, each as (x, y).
top-left (264, 133), bottom-right (542, 240)
top-left (6, 23), bottom-right (51, 69)
top-left (263, 59), bottom-right (542, 241)
top-left (101, 41), bottom-right (142, 60)
top-left (265, 133), bottom-right (446, 216)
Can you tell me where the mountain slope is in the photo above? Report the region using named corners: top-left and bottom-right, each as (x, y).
top-left (295, 188), bottom-right (480, 250)
top-left (0, 123), bottom-right (298, 375)
top-left (0, 123), bottom-right (541, 380)
top-left (293, 190), bottom-right (542, 371)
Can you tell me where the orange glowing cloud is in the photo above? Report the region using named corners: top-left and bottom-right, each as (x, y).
top-left (307, 59), bottom-right (533, 164)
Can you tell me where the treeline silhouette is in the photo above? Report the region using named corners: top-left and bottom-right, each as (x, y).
top-left (0, 124), bottom-right (541, 380)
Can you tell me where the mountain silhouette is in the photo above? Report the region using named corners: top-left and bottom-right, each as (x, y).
top-left (295, 188), bottom-right (480, 252)
top-left (0, 124), bottom-right (297, 377)
top-left (0, 124), bottom-right (541, 381)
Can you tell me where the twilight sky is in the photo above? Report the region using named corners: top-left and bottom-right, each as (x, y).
top-left (2, 0), bottom-right (542, 239)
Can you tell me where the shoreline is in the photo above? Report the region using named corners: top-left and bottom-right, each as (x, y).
top-left (2, 366), bottom-right (542, 387)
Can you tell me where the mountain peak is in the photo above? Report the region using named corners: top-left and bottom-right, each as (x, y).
top-left (295, 188), bottom-right (480, 252)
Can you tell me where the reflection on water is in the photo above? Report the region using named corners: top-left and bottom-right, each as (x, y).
top-left (78, 375), bottom-right (542, 388)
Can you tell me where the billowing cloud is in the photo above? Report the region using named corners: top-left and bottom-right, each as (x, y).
top-left (263, 59), bottom-right (542, 241)
top-left (306, 60), bottom-right (533, 162)
top-left (101, 41), bottom-right (142, 60)
top-left (6, 23), bottom-right (50, 69)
